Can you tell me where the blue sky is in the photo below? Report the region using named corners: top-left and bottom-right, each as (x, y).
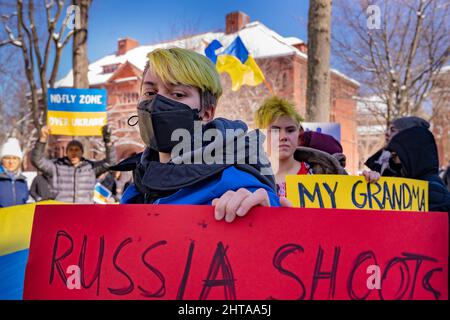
top-left (59, 0), bottom-right (309, 79)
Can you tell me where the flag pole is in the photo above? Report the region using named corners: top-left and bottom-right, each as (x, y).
top-left (263, 79), bottom-right (274, 95)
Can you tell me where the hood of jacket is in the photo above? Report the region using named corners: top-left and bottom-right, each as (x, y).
top-left (386, 126), bottom-right (439, 180)
top-left (112, 118), bottom-right (276, 193)
top-left (0, 165), bottom-right (27, 181)
top-left (294, 146), bottom-right (347, 175)
top-left (55, 157), bottom-right (93, 168)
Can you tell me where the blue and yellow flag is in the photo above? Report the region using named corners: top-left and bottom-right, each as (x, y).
top-left (93, 182), bottom-right (112, 204)
top-left (205, 36), bottom-right (265, 91)
top-left (0, 201), bottom-right (61, 299)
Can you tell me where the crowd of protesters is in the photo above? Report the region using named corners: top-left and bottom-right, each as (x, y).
top-left (0, 48), bottom-right (449, 215)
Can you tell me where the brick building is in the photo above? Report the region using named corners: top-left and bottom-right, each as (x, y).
top-left (431, 66), bottom-right (450, 168)
top-left (55, 11), bottom-right (360, 173)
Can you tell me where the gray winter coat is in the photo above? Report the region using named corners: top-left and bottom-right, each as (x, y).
top-left (31, 141), bottom-right (116, 203)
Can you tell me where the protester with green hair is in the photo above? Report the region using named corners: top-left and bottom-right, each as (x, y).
top-left (114, 47), bottom-right (290, 222)
top-left (255, 96), bottom-right (379, 197)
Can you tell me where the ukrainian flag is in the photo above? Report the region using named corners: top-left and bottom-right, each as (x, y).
top-left (205, 36), bottom-right (265, 91)
top-left (93, 182), bottom-right (112, 204)
top-left (0, 201), bottom-right (60, 299)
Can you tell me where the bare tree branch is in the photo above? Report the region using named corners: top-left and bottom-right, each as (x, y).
top-left (0, 0), bottom-right (76, 132)
top-left (333, 0), bottom-right (449, 127)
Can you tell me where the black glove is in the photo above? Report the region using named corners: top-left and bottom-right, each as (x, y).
top-left (102, 125), bottom-right (112, 144)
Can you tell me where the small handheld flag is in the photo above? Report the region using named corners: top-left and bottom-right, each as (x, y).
top-left (93, 182), bottom-right (112, 204)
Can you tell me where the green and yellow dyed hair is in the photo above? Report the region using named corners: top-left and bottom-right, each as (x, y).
top-left (254, 96), bottom-right (303, 128)
top-left (142, 47), bottom-right (223, 110)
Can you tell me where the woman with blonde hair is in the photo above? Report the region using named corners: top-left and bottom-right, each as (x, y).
top-left (255, 96), bottom-right (379, 197)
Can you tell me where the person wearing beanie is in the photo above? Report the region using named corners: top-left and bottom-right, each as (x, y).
top-left (391, 116), bottom-right (430, 133)
top-left (0, 138), bottom-right (29, 207)
top-left (30, 125), bottom-right (116, 203)
top-left (365, 116), bottom-right (430, 176)
top-left (299, 131), bottom-right (348, 170)
top-left (299, 131), bottom-right (343, 155)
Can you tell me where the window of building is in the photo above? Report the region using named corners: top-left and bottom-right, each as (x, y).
top-left (102, 63), bottom-right (120, 74)
top-left (120, 92), bottom-right (139, 104)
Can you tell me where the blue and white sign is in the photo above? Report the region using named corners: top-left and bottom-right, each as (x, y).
top-left (301, 122), bottom-right (341, 142)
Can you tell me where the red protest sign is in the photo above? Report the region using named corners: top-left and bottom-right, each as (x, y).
top-left (23, 204), bottom-right (448, 300)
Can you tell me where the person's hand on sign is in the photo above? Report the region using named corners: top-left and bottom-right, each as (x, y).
top-left (102, 125), bottom-right (112, 145)
top-left (361, 170), bottom-right (381, 184)
top-left (212, 188), bottom-right (292, 223)
top-left (39, 126), bottom-right (51, 143)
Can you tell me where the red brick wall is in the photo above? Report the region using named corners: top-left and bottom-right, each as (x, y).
top-left (330, 74), bottom-right (359, 174)
top-left (226, 12), bottom-right (250, 34)
top-left (104, 78), bottom-right (143, 162)
top-left (117, 38), bottom-right (139, 56)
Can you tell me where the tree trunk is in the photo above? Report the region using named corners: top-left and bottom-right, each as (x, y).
top-left (72, 0), bottom-right (91, 88)
top-left (306, 0), bottom-right (332, 122)
top-left (72, 0), bottom-right (92, 156)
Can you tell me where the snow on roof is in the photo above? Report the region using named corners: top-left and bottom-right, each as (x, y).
top-left (113, 76), bottom-right (139, 83)
top-left (56, 21), bottom-right (358, 87)
top-left (440, 65), bottom-right (450, 73)
top-left (329, 68), bottom-right (360, 86)
top-left (357, 125), bottom-right (385, 135)
top-left (355, 95), bottom-right (387, 114)
top-left (356, 95), bottom-right (387, 113)
top-left (284, 36), bottom-right (304, 45)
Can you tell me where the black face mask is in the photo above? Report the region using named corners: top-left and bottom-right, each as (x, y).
top-left (137, 94), bottom-right (201, 153)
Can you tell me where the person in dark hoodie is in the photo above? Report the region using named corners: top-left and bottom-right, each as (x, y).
top-left (386, 126), bottom-right (450, 213)
top-left (113, 48), bottom-right (287, 223)
top-left (365, 116), bottom-right (430, 176)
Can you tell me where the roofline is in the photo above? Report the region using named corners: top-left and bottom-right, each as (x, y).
top-left (145, 29), bottom-right (223, 47)
top-left (57, 21), bottom-right (359, 87)
top-left (255, 52), bottom-right (359, 87)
